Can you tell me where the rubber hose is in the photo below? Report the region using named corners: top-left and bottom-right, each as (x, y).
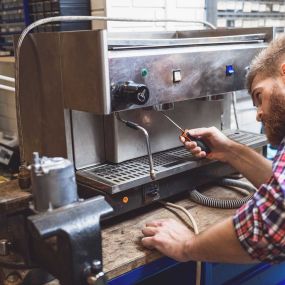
top-left (217, 178), bottom-right (256, 193)
top-left (189, 178), bottom-right (256, 209)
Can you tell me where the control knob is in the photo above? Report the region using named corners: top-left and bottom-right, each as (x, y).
top-left (113, 81), bottom-right (149, 105)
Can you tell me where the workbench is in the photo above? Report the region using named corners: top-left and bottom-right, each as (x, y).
top-left (1, 180), bottom-right (285, 285)
top-left (0, 57), bottom-right (15, 63)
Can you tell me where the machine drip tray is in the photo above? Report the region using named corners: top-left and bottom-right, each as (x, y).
top-left (76, 130), bottom-right (267, 194)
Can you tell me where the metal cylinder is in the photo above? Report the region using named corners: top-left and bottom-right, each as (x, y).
top-left (0, 239), bottom-right (10, 256)
top-left (31, 152), bottom-right (78, 212)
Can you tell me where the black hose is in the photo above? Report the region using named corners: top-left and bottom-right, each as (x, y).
top-left (189, 178), bottom-right (256, 209)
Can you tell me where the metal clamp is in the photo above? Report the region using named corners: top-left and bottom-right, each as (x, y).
top-left (27, 196), bottom-right (113, 285)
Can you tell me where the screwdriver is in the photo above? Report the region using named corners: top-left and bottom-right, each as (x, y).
top-left (161, 112), bottom-right (211, 154)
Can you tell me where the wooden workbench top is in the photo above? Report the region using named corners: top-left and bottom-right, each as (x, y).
top-left (0, 180), bottom-right (242, 282)
top-left (0, 57), bottom-right (15, 63)
top-left (102, 185), bottom-right (239, 280)
top-left (0, 180), bottom-right (31, 214)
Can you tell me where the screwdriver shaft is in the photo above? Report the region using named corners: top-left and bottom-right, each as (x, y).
top-left (161, 112), bottom-right (184, 133)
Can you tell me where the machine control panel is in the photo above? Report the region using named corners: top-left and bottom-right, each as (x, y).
top-left (112, 81), bottom-right (150, 106)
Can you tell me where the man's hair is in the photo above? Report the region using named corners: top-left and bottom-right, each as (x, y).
top-left (246, 34), bottom-right (285, 93)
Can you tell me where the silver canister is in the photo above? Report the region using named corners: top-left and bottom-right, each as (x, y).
top-left (31, 152), bottom-right (78, 212)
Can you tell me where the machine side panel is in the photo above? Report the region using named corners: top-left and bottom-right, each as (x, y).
top-left (60, 30), bottom-right (110, 114)
top-left (17, 33), bottom-right (69, 163)
top-left (71, 110), bottom-right (106, 169)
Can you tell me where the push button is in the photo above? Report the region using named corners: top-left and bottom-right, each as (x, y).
top-left (226, 65), bottom-right (235, 76)
top-left (173, 69), bottom-right (182, 83)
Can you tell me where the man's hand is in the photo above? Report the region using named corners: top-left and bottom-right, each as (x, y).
top-left (142, 217), bottom-right (256, 264)
top-left (141, 218), bottom-right (194, 262)
top-left (180, 126), bottom-right (232, 162)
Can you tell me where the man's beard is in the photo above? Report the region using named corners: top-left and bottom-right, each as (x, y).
top-left (262, 88), bottom-right (285, 146)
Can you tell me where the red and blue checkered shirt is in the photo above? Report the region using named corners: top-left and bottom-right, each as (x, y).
top-left (233, 138), bottom-right (285, 263)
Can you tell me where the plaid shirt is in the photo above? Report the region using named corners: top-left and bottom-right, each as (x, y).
top-left (233, 138), bottom-right (285, 263)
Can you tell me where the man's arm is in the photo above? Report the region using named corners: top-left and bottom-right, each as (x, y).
top-left (224, 140), bottom-right (272, 188)
top-left (142, 217), bottom-right (257, 263)
top-left (184, 217), bottom-right (256, 263)
top-left (181, 127), bottom-right (272, 188)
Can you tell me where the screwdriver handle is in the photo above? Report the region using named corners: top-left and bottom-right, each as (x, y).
top-left (182, 132), bottom-right (211, 154)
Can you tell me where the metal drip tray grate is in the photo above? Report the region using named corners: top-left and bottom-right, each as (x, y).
top-left (227, 131), bottom-right (263, 145)
top-left (77, 130), bottom-right (267, 193)
top-left (82, 148), bottom-right (194, 185)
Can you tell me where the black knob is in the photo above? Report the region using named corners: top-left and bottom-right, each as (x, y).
top-left (113, 81), bottom-right (149, 105)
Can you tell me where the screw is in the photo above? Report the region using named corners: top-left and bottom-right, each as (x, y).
top-left (91, 260), bottom-right (102, 272)
top-left (86, 272), bottom-right (105, 285)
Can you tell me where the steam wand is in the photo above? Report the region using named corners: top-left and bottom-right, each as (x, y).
top-left (115, 113), bottom-right (156, 180)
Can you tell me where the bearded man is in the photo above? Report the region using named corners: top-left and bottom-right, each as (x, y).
top-left (141, 35), bottom-right (285, 263)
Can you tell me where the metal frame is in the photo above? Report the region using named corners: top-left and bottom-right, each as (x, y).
top-left (108, 257), bottom-right (196, 285)
top-left (205, 0), bottom-right (217, 26)
top-left (108, 257), bottom-right (178, 285)
top-left (108, 258), bottom-right (285, 285)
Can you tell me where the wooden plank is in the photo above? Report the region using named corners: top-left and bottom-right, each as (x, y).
top-left (0, 180), bottom-right (32, 214)
top-left (0, 57), bottom-right (15, 63)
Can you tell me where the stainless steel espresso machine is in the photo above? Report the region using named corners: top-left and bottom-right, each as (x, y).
top-left (17, 27), bottom-right (272, 217)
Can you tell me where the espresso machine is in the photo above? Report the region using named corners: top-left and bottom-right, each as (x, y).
top-left (0, 26), bottom-right (272, 285)
top-left (17, 27), bottom-right (272, 217)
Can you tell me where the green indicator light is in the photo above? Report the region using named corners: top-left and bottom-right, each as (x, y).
top-left (141, 68), bottom-right (148, 77)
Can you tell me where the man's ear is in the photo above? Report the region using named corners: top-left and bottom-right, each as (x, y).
top-left (281, 63), bottom-right (285, 76)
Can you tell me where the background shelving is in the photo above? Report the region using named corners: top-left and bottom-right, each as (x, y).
top-left (217, 0), bottom-right (285, 27)
top-left (0, 0), bottom-right (91, 55)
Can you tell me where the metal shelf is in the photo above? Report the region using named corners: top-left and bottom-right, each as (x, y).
top-left (218, 11), bottom-right (285, 17)
top-left (220, 0), bottom-right (285, 2)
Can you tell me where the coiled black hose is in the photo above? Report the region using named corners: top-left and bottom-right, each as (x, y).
top-left (189, 178), bottom-right (256, 209)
